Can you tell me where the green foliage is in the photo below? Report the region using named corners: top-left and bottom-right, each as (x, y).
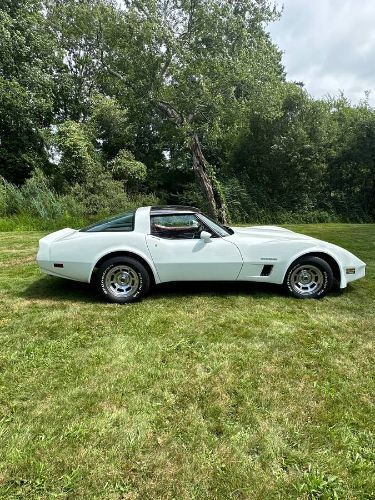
top-left (89, 95), bottom-right (133, 161)
top-left (46, 0), bottom-right (109, 121)
top-left (327, 97), bottom-right (375, 221)
top-left (0, 170), bottom-right (69, 219)
top-left (0, 179), bottom-right (7, 215)
top-left (0, 214), bottom-right (88, 232)
top-left (0, 0), bottom-right (374, 222)
top-left (0, 0), bottom-right (56, 183)
top-left (146, 0), bottom-right (283, 132)
top-left (227, 87), bottom-right (375, 222)
top-left (0, 167), bottom-right (159, 226)
top-left (108, 150), bottom-right (147, 188)
top-left (69, 167), bottom-right (127, 215)
top-left (55, 120), bottom-right (100, 186)
top-left (91, 0), bottom-right (285, 219)
top-left (297, 465), bottom-right (343, 499)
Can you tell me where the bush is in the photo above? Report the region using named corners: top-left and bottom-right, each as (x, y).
top-left (0, 181), bottom-right (7, 216)
top-left (69, 167), bottom-right (128, 215)
top-left (68, 166), bottom-right (160, 217)
top-left (0, 167), bottom-right (161, 228)
top-left (108, 150), bottom-right (147, 189)
top-left (0, 170), bottom-right (69, 218)
top-left (55, 120), bottom-right (100, 186)
top-left (126, 192), bottom-right (160, 210)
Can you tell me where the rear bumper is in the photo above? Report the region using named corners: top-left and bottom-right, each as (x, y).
top-left (37, 259), bottom-right (91, 283)
top-left (36, 231), bottom-right (92, 283)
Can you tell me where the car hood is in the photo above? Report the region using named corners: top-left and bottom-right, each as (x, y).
top-left (230, 225), bottom-right (365, 266)
top-left (230, 225), bottom-right (317, 243)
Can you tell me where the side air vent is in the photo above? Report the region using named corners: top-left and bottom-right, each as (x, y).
top-left (261, 265), bottom-right (273, 276)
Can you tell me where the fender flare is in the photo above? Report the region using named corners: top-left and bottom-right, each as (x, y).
top-left (283, 247), bottom-right (345, 288)
top-left (88, 247), bottom-right (160, 284)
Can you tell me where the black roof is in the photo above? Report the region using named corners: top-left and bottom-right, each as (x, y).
top-left (150, 205), bottom-right (201, 215)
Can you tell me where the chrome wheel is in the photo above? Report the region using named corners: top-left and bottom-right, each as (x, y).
top-left (104, 265), bottom-right (140, 298)
top-left (290, 264), bottom-right (324, 296)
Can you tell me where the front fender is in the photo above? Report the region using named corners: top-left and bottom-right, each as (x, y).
top-left (283, 246), bottom-right (345, 287)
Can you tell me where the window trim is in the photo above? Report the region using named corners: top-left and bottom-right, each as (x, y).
top-left (80, 211), bottom-right (135, 232)
top-left (196, 213), bottom-right (231, 237)
top-left (150, 213), bottom-right (216, 240)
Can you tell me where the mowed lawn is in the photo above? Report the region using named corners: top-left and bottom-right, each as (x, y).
top-left (0, 225), bottom-right (374, 499)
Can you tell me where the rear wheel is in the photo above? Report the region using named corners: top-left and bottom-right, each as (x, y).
top-left (95, 257), bottom-right (150, 303)
top-left (284, 256), bottom-right (333, 299)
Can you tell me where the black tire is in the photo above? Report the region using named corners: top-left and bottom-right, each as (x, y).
top-left (95, 256), bottom-right (150, 304)
top-left (284, 256), bottom-right (333, 299)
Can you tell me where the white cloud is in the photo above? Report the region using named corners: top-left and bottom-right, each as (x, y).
top-left (268, 0), bottom-right (375, 105)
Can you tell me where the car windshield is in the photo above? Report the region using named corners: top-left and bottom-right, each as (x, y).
top-left (197, 213), bottom-right (233, 237)
top-left (80, 212), bottom-right (135, 232)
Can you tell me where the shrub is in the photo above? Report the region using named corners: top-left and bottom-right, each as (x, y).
top-left (1, 170), bottom-right (67, 218)
top-left (69, 166), bottom-right (129, 216)
top-left (0, 180), bottom-right (8, 216)
top-left (54, 120), bottom-right (100, 186)
top-left (126, 192), bottom-right (160, 210)
top-left (0, 167), bottom-right (161, 227)
top-left (108, 149), bottom-right (147, 189)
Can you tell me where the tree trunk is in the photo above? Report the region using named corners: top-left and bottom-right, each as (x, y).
top-left (153, 99), bottom-right (228, 222)
top-left (190, 133), bottom-right (228, 224)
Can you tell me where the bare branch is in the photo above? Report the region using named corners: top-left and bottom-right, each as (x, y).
top-left (159, 49), bottom-right (172, 79)
top-left (154, 100), bottom-right (184, 125)
top-left (187, 0), bottom-right (196, 38)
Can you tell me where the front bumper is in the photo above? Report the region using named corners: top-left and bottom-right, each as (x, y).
top-left (343, 262), bottom-right (366, 286)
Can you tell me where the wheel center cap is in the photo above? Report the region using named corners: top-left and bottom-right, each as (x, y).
top-left (119, 272), bottom-right (130, 284)
top-left (300, 271), bottom-right (311, 284)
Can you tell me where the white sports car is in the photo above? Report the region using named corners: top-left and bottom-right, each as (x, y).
top-left (36, 205), bottom-right (366, 303)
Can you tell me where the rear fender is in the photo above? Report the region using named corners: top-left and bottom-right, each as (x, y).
top-left (89, 246), bottom-right (160, 284)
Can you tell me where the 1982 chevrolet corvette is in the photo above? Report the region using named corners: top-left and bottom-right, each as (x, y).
top-left (36, 205), bottom-right (366, 303)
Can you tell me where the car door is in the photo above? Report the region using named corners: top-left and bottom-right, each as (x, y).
top-left (145, 213), bottom-right (243, 282)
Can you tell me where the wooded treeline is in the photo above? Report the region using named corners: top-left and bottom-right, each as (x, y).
top-left (1, 0), bottom-right (374, 223)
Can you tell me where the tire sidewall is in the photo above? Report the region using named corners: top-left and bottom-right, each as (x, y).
top-left (285, 258), bottom-right (332, 299)
top-left (97, 258), bottom-right (149, 303)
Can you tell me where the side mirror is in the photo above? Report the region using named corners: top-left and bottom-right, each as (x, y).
top-left (200, 230), bottom-right (212, 242)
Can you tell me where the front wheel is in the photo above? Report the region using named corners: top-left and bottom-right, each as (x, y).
top-left (284, 256), bottom-right (333, 299)
top-left (95, 257), bottom-right (150, 303)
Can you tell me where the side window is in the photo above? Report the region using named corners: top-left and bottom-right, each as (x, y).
top-left (151, 214), bottom-right (209, 239)
top-left (80, 212), bottom-right (135, 232)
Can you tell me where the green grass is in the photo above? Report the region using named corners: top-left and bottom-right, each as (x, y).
top-left (0, 224), bottom-right (374, 499)
top-left (0, 215), bottom-right (92, 232)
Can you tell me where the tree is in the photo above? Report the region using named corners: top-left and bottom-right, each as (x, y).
top-left (89, 95), bottom-right (133, 162)
top-left (0, 0), bottom-right (57, 183)
top-left (327, 96), bottom-right (375, 221)
top-left (228, 85), bottom-right (333, 219)
top-left (53, 119), bottom-right (128, 214)
top-left (46, 0), bottom-right (110, 122)
top-left (92, 0), bottom-right (283, 222)
top-left (54, 120), bottom-right (100, 186)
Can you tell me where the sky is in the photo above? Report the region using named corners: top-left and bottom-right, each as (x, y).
top-left (268, 0), bottom-right (375, 105)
